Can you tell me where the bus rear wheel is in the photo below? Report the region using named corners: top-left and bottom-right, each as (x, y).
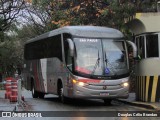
top-left (32, 82), bottom-right (38, 98)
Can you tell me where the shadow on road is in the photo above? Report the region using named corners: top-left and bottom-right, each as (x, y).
top-left (43, 96), bottom-right (120, 107)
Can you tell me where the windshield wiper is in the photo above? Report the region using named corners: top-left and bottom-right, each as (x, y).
top-left (104, 52), bottom-right (116, 75)
top-left (91, 50), bottom-right (100, 75)
top-left (104, 52), bottom-right (108, 66)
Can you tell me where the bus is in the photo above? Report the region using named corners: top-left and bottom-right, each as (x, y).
top-left (23, 26), bottom-right (137, 104)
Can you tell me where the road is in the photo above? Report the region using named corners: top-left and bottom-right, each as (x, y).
top-left (5, 89), bottom-right (157, 120)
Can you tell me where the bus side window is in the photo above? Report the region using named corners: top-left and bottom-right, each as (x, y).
top-left (64, 39), bottom-right (73, 71)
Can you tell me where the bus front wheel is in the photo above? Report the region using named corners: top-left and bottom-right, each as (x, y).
top-left (58, 82), bottom-right (68, 103)
top-left (32, 82), bottom-right (38, 98)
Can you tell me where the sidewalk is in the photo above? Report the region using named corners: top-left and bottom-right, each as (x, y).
top-left (117, 93), bottom-right (160, 111)
top-left (0, 90), bottom-right (16, 111)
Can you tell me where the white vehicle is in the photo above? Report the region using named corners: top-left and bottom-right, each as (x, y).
top-left (134, 32), bottom-right (160, 102)
top-left (23, 26), bottom-right (136, 104)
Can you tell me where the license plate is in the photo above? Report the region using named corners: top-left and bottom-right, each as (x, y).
top-left (100, 92), bottom-right (109, 96)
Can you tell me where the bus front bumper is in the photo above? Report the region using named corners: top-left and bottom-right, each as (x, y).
top-left (66, 84), bottom-right (129, 99)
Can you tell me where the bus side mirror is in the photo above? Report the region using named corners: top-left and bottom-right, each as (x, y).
top-left (67, 38), bottom-right (74, 57)
top-left (126, 41), bottom-right (137, 58)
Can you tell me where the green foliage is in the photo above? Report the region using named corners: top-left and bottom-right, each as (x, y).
top-left (0, 38), bottom-right (23, 77)
top-left (0, 31), bottom-right (4, 42)
top-left (27, 0), bottom-right (136, 34)
top-left (99, 1), bottom-right (136, 32)
top-left (0, 0), bottom-right (25, 77)
top-left (0, 23), bottom-right (24, 77)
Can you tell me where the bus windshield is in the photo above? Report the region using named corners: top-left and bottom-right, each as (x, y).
top-left (74, 38), bottom-right (128, 78)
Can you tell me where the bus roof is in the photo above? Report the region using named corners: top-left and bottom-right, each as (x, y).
top-left (25, 26), bottom-right (124, 44)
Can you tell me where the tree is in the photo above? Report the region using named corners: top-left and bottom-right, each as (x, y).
top-left (0, 36), bottom-right (23, 77)
top-left (0, 0), bottom-right (25, 41)
top-left (0, 0), bottom-right (25, 76)
top-left (0, 0), bottom-right (25, 31)
top-left (27, 0), bottom-right (136, 34)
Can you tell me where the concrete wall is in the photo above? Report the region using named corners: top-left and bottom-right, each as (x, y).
top-left (128, 13), bottom-right (160, 35)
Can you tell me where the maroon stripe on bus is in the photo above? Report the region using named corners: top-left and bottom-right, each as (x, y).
top-left (78, 79), bottom-right (101, 83)
top-left (33, 61), bottom-right (40, 91)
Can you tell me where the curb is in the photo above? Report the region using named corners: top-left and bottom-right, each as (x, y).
top-left (116, 99), bottom-right (159, 111)
top-left (14, 100), bottom-right (29, 111)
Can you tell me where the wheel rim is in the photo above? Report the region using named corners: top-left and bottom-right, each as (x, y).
top-left (59, 84), bottom-right (64, 102)
top-left (32, 85), bottom-right (35, 96)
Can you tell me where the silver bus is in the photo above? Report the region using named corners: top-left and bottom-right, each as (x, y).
top-left (23, 26), bottom-right (136, 104)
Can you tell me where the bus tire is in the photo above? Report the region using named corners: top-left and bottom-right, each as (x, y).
top-left (58, 82), bottom-right (68, 103)
top-left (32, 82), bottom-right (38, 98)
top-left (103, 99), bottom-right (112, 106)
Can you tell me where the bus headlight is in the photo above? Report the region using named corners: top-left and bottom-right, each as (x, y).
top-left (78, 82), bottom-right (85, 86)
top-left (122, 82), bottom-right (129, 87)
top-left (72, 79), bottom-right (88, 87)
